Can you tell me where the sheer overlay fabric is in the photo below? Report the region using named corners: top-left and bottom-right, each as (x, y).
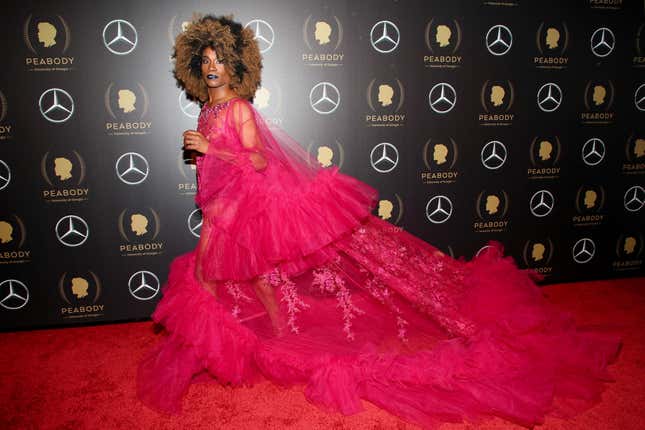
top-left (137, 98), bottom-right (621, 429)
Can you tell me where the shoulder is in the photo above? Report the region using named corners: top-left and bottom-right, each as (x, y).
top-left (229, 97), bottom-right (256, 124)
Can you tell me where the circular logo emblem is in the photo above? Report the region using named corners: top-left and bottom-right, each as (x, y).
top-left (245, 19), bottom-right (275, 53)
top-left (128, 270), bottom-right (160, 300)
top-left (309, 82), bottom-right (340, 114)
top-left (425, 195), bottom-right (453, 224)
top-left (529, 190), bottom-right (555, 217)
top-left (572, 238), bottom-right (595, 264)
top-left (55, 215), bottom-right (89, 247)
top-left (634, 84), bottom-right (645, 112)
top-left (624, 185), bottom-right (645, 212)
top-left (0, 160), bottom-right (10, 191)
top-left (370, 142), bottom-right (399, 173)
top-left (590, 27), bottom-right (615, 58)
top-left (480, 140), bottom-right (507, 170)
top-left (115, 152), bottom-right (149, 185)
top-left (370, 20), bottom-right (400, 53)
top-left (581, 137), bottom-right (606, 166)
top-left (428, 83), bottom-right (457, 114)
top-left (103, 19), bottom-right (138, 55)
top-left (537, 83), bottom-right (562, 112)
top-left (178, 90), bottom-right (200, 118)
top-left (187, 209), bottom-right (203, 238)
top-left (39, 88), bottom-right (74, 123)
top-left (0, 279), bottom-right (29, 310)
top-left (485, 24), bottom-right (513, 56)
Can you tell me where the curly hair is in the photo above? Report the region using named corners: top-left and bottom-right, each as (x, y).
top-left (172, 14), bottom-right (262, 103)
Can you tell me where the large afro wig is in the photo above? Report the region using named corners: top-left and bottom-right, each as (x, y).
top-left (172, 14), bottom-right (262, 103)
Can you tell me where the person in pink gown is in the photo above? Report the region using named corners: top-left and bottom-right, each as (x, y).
top-left (137, 15), bottom-right (622, 429)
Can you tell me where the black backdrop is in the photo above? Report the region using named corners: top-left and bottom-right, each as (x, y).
top-left (1, 0), bottom-right (643, 330)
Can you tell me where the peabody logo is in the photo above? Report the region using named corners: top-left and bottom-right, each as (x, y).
top-left (0, 160), bottom-right (10, 191)
top-left (528, 136), bottom-right (562, 179)
top-left (485, 24), bottom-right (513, 56)
top-left (0, 279), bottom-right (29, 310)
top-left (613, 233), bottom-right (644, 271)
top-left (581, 137), bottom-right (606, 166)
top-left (0, 90), bottom-right (12, 140)
top-left (128, 270), bottom-right (160, 301)
top-left (177, 152), bottom-right (197, 195)
top-left (624, 185), bottom-right (645, 212)
top-left (118, 208), bottom-right (163, 257)
top-left (428, 82), bottom-right (456, 114)
top-left (537, 83), bottom-right (562, 112)
top-left (370, 142), bottom-right (399, 173)
top-left (425, 195), bottom-right (453, 224)
top-left (421, 137), bottom-right (459, 185)
top-left (480, 140), bottom-right (507, 170)
top-left (622, 133), bottom-right (645, 174)
top-left (40, 150), bottom-right (89, 203)
top-left (104, 82), bottom-right (151, 135)
top-left (39, 88), bottom-right (74, 123)
top-left (522, 238), bottom-right (554, 275)
top-left (573, 185), bottom-right (606, 226)
top-left (370, 20), bottom-right (400, 53)
top-left (167, 14), bottom-right (194, 46)
top-left (302, 15), bottom-right (344, 66)
top-left (634, 24), bottom-right (645, 67)
top-left (58, 271), bottom-right (104, 318)
top-left (253, 82), bottom-right (284, 125)
top-left (572, 237), bottom-right (596, 264)
top-left (479, 80), bottom-right (515, 125)
top-left (0, 214), bottom-right (31, 264)
top-left (55, 215), bottom-right (89, 247)
top-left (365, 78), bottom-right (405, 126)
top-left (375, 194), bottom-right (404, 226)
top-left (590, 27), bottom-right (615, 58)
top-left (245, 19), bottom-right (275, 53)
top-left (581, 80), bottom-right (615, 123)
top-left (534, 22), bottom-right (569, 69)
top-left (529, 189), bottom-right (555, 217)
top-left (178, 90), bottom-right (200, 118)
top-left (423, 18), bottom-right (462, 67)
top-left (309, 82), bottom-right (340, 114)
top-left (115, 152), bottom-right (149, 185)
top-left (588, 0), bottom-right (623, 10)
top-left (23, 14), bottom-right (74, 71)
top-left (474, 190), bottom-right (509, 232)
top-left (103, 19), bottom-right (138, 55)
top-left (306, 138), bottom-right (346, 169)
top-left (187, 209), bottom-right (203, 238)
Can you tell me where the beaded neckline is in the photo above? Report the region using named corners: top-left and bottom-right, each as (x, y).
top-left (201, 97), bottom-right (238, 117)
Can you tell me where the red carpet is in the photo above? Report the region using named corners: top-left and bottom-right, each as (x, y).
top-left (1, 277), bottom-right (643, 430)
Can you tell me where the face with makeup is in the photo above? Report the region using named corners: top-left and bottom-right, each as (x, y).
top-left (200, 45), bottom-right (232, 90)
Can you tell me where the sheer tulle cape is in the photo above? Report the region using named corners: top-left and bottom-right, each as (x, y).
top-left (137, 99), bottom-right (622, 429)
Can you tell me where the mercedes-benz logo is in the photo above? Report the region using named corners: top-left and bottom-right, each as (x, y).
top-left (0, 160), bottom-right (10, 191)
top-left (481, 140), bottom-right (507, 170)
top-left (624, 185), bottom-right (645, 212)
top-left (55, 215), bottom-right (89, 247)
top-left (581, 137), bottom-right (606, 166)
top-left (529, 190), bottom-right (555, 217)
top-left (485, 24), bottom-right (513, 56)
top-left (537, 83), bottom-right (562, 112)
top-left (635, 84), bottom-right (645, 112)
top-left (590, 27), bottom-right (615, 58)
top-left (128, 270), bottom-right (160, 301)
top-left (370, 142), bottom-right (399, 173)
top-left (103, 19), bottom-right (138, 55)
top-left (370, 20), bottom-right (400, 53)
top-left (178, 90), bottom-right (200, 118)
top-left (476, 245), bottom-right (495, 257)
top-left (115, 152), bottom-right (149, 185)
top-left (39, 88), bottom-right (74, 123)
top-left (0, 279), bottom-right (29, 310)
top-left (425, 195), bottom-right (453, 224)
top-left (428, 83), bottom-right (456, 114)
top-left (245, 19), bottom-right (274, 53)
top-left (572, 238), bottom-right (595, 264)
top-left (187, 209), bottom-right (202, 238)
top-left (309, 82), bottom-right (340, 115)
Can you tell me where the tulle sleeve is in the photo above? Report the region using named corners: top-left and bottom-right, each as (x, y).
top-left (225, 99), bottom-right (268, 174)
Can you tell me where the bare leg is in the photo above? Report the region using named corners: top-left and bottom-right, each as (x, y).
top-left (252, 276), bottom-right (286, 336)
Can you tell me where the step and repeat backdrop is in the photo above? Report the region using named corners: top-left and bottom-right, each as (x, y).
top-left (0, 0), bottom-right (643, 330)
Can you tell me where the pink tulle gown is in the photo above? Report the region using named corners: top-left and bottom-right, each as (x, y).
top-left (137, 97), bottom-right (621, 429)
